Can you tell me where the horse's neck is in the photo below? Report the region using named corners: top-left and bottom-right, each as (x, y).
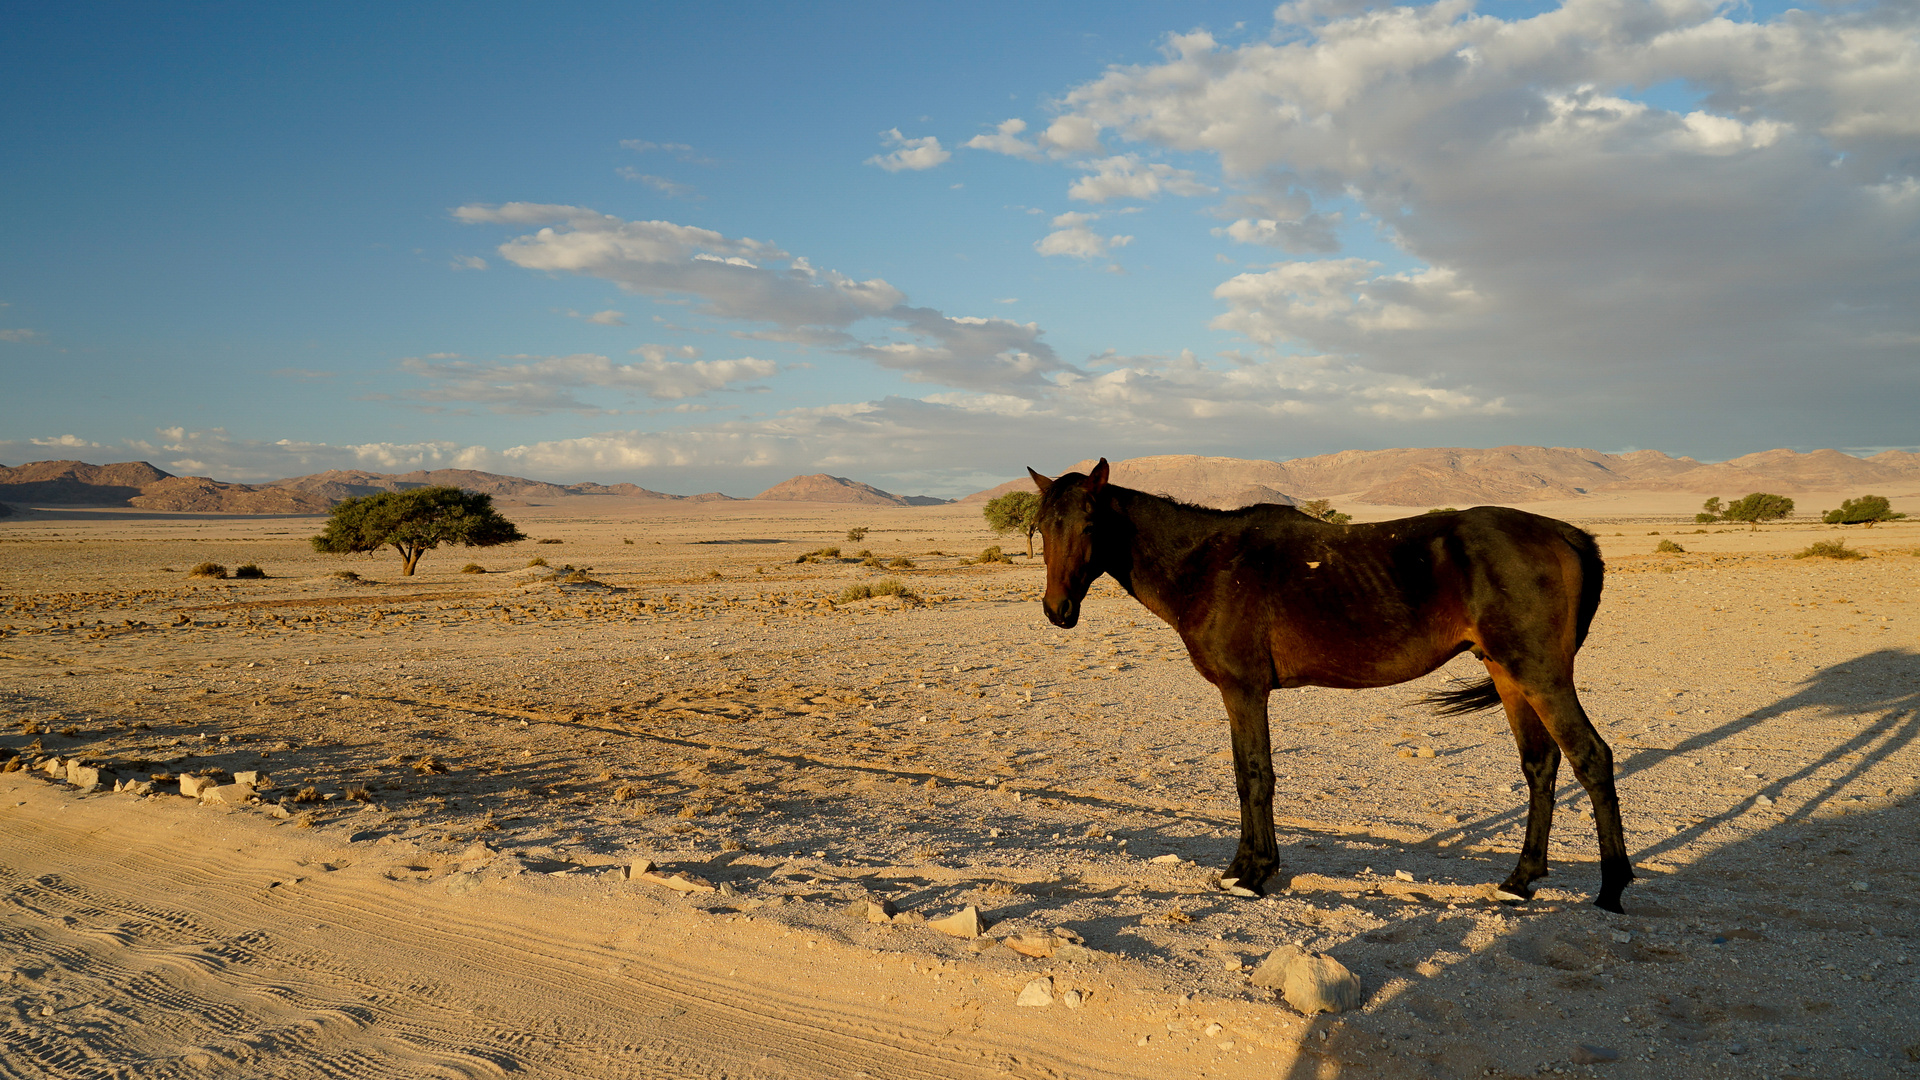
top-left (1102, 489), bottom-right (1213, 626)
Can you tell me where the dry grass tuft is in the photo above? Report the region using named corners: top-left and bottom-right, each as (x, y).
top-left (1795, 539), bottom-right (1864, 560)
top-left (836, 578), bottom-right (919, 604)
top-left (233, 564), bottom-right (266, 579)
top-left (460, 563), bottom-right (487, 574)
top-left (1655, 539), bottom-right (1686, 554)
top-left (188, 562), bottom-right (228, 579)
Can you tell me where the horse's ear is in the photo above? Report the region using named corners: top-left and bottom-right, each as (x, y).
top-left (1088, 458), bottom-right (1110, 492)
top-left (1026, 467), bottom-right (1053, 494)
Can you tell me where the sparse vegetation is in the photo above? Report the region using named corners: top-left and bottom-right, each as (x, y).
top-left (1721, 492), bottom-right (1795, 527)
top-left (563, 570), bottom-right (593, 583)
top-left (846, 527), bottom-right (869, 542)
top-left (311, 486), bottom-right (526, 576)
top-left (983, 490), bottom-right (1041, 556)
top-left (622, 538), bottom-right (634, 545)
top-left (1425, 507), bottom-right (1459, 514)
top-left (461, 563), bottom-right (487, 574)
top-left (886, 557), bottom-right (916, 570)
top-left (1796, 539), bottom-right (1864, 560)
top-left (1695, 496), bottom-right (1725, 524)
top-left (1298, 499), bottom-right (1353, 525)
top-left (973, 545), bottom-right (1014, 564)
top-left (1823, 495), bottom-right (1905, 526)
top-left (527, 557), bottom-right (549, 568)
top-left (233, 563), bottom-right (266, 579)
top-left (836, 578), bottom-right (920, 604)
top-left (331, 570), bottom-right (360, 581)
top-left (705, 569), bottom-right (723, 579)
top-left (1655, 539), bottom-right (1686, 554)
top-left (188, 562), bottom-right (228, 579)
top-left (536, 538), bottom-right (563, 544)
top-left (795, 546), bottom-right (843, 563)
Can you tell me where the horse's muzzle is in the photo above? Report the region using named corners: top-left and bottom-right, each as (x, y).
top-left (1043, 596), bottom-right (1079, 628)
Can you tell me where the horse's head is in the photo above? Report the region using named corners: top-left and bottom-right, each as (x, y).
top-left (1027, 457), bottom-right (1109, 629)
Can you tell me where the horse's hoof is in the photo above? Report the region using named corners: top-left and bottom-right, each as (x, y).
top-left (1594, 893), bottom-right (1626, 914)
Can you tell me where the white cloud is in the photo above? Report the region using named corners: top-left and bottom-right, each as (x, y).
top-left (0, 328), bottom-right (43, 342)
top-left (854, 308), bottom-right (1071, 390)
top-left (565, 309), bottom-right (628, 326)
top-left (1067, 154), bottom-right (1214, 203)
top-left (866, 128), bottom-right (952, 172)
top-left (29, 434), bottom-right (101, 448)
top-left (399, 351), bottom-right (779, 412)
top-left (449, 255), bottom-right (487, 271)
top-left (617, 169), bottom-right (699, 198)
top-left (964, 118), bottom-right (1041, 159)
top-left (1033, 212), bottom-right (1134, 260)
top-left (619, 139), bottom-right (716, 165)
top-left (1039, 115), bottom-right (1102, 155)
top-left (457, 203), bottom-right (902, 332)
top-left (1029, 0), bottom-right (1920, 406)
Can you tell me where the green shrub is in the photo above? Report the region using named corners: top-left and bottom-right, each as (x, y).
top-left (887, 557), bottom-right (916, 570)
top-left (461, 563), bottom-right (487, 574)
top-left (975, 545), bottom-right (1014, 564)
top-left (1823, 495), bottom-right (1905, 526)
top-left (1655, 539), bottom-right (1685, 554)
top-left (983, 491), bottom-right (1041, 557)
top-left (1425, 507), bottom-right (1459, 515)
top-left (846, 527), bottom-right (869, 542)
top-left (1795, 539), bottom-right (1864, 560)
top-left (794, 546), bottom-right (843, 563)
top-left (233, 563), bottom-right (266, 579)
top-left (188, 562), bottom-right (228, 579)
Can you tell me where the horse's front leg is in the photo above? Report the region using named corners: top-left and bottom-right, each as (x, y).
top-left (1219, 682), bottom-right (1280, 896)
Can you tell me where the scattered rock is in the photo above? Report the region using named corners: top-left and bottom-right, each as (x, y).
top-left (1149, 853), bottom-right (1181, 864)
top-left (200, 783), bottom-right (256, 806)
top-left (928, 905), bottom-right (986, 939)
top-left (1004, 933), bottom-right (1061, 958)
top-left (1252, 945), bottom-right (1362, 1015)
top-left (65, 762), bottom-right (112, 793)
top-left (1571, 1044), bottom-right (1620, 1064)
top-left (1611, 930), bottom-right (1632, 944)
top-left (265, 803), bottom-right (292, 819)
top-left (637, 870), bottom-right (716, 894)
top-left (233, 770), bottom-right (269, 789)
top-left (1394, 869), bottom-right (1415, 882)
top-left (1053, 943), bottom-right (1104, 963)
top-left (1849, 880), bottom-right (1869, 892)
top-left (115, 779), bottom-right (154, 796)
top-left (625, 859), bottom-right (656, 880)
top-left (179, 775), bottom-right (218, 799)
top-left (1756, 794), bottom-right (1775, 806)
top-left (865, 899), bottom-right (897, 924)
top-left (891, 910), bottom-right (927, 926)
top-left (1061, 989), bottom-right (1084, 1008)
top-left (41, 757), bottom-right (67, 778)
top-left (1015, 977), bottom-right (1054, 1007)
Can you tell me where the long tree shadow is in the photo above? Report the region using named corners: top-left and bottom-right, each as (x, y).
top-left (1275, 647), bottom-right (1920, 1079)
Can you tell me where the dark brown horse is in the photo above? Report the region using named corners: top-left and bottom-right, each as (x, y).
top-left (1028, 459), bottom-right (1633, 913)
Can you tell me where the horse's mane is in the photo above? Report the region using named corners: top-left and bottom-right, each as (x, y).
top-left (1112, 483), bottom-right (1313, 521)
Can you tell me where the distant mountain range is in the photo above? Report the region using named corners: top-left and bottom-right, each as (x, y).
top-left (3, 446), bottom-right (1915, 516)
top-left (965, 446), bottom-right (1920, 508)
top-left (0, 461), bottom-right (947, 513)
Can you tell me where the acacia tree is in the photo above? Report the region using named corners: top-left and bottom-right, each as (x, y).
top-left (1721, 492), bottom-right (1795, 529)
top-left (1298, 498), bottom-right (1353, 525)
top-left (1823, 495), bottom-right (1905, 526)
top-left (983, 490), bottom-right (1041, 556)
top-left (311, 486), bottom-right (525, 576)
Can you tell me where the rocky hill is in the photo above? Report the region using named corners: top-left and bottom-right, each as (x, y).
top-left (0, 461), bottom-right (333, 513)
top-left (752, 473), bottom-right (933, 506)
top-left (969, 447), bottom-right (1920, 509)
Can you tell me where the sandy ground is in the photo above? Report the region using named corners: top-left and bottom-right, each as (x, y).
top-left (1, 498), bottom-right (1917, 1079)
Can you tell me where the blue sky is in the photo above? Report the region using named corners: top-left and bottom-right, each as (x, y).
top-left (3, 0), bottom-right (1914, 497)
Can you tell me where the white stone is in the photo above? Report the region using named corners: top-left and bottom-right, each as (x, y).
top-left (1149, 853), bottom-right (1181, 864)
top-left (1394, 869), bottom-right (1415, 882)
top-left (1015, 977), bottom-right (1054, 1007)
top-left (1252, 945), bottom-right (1362, 1015)
top-left (179, 775), bottom-right (218, 799)
top-left (233, 770), bottom-right (269, 789)
top-left (200, 783), bottom-right (256, 806)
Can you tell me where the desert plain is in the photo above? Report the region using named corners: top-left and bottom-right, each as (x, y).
top-left (1, 493), bottom-right (1917, 1080)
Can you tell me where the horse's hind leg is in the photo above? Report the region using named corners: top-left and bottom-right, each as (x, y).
top-left (1219, 683), bottom-right (1280, 895)
top-left (1493, 674), bottom-right (1560, 902)
top-left (1535, 689), bottom-right (1634, 913)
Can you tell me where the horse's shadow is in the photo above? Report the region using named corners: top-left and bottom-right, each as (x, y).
top-left (1274, 646), bottom-right (1920, 1078)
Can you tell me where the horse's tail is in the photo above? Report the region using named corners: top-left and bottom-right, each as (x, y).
top-left (1566, 524), bottom-right (1605, 651)
top-left (1421, 678), bottom-right (1502, 716)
